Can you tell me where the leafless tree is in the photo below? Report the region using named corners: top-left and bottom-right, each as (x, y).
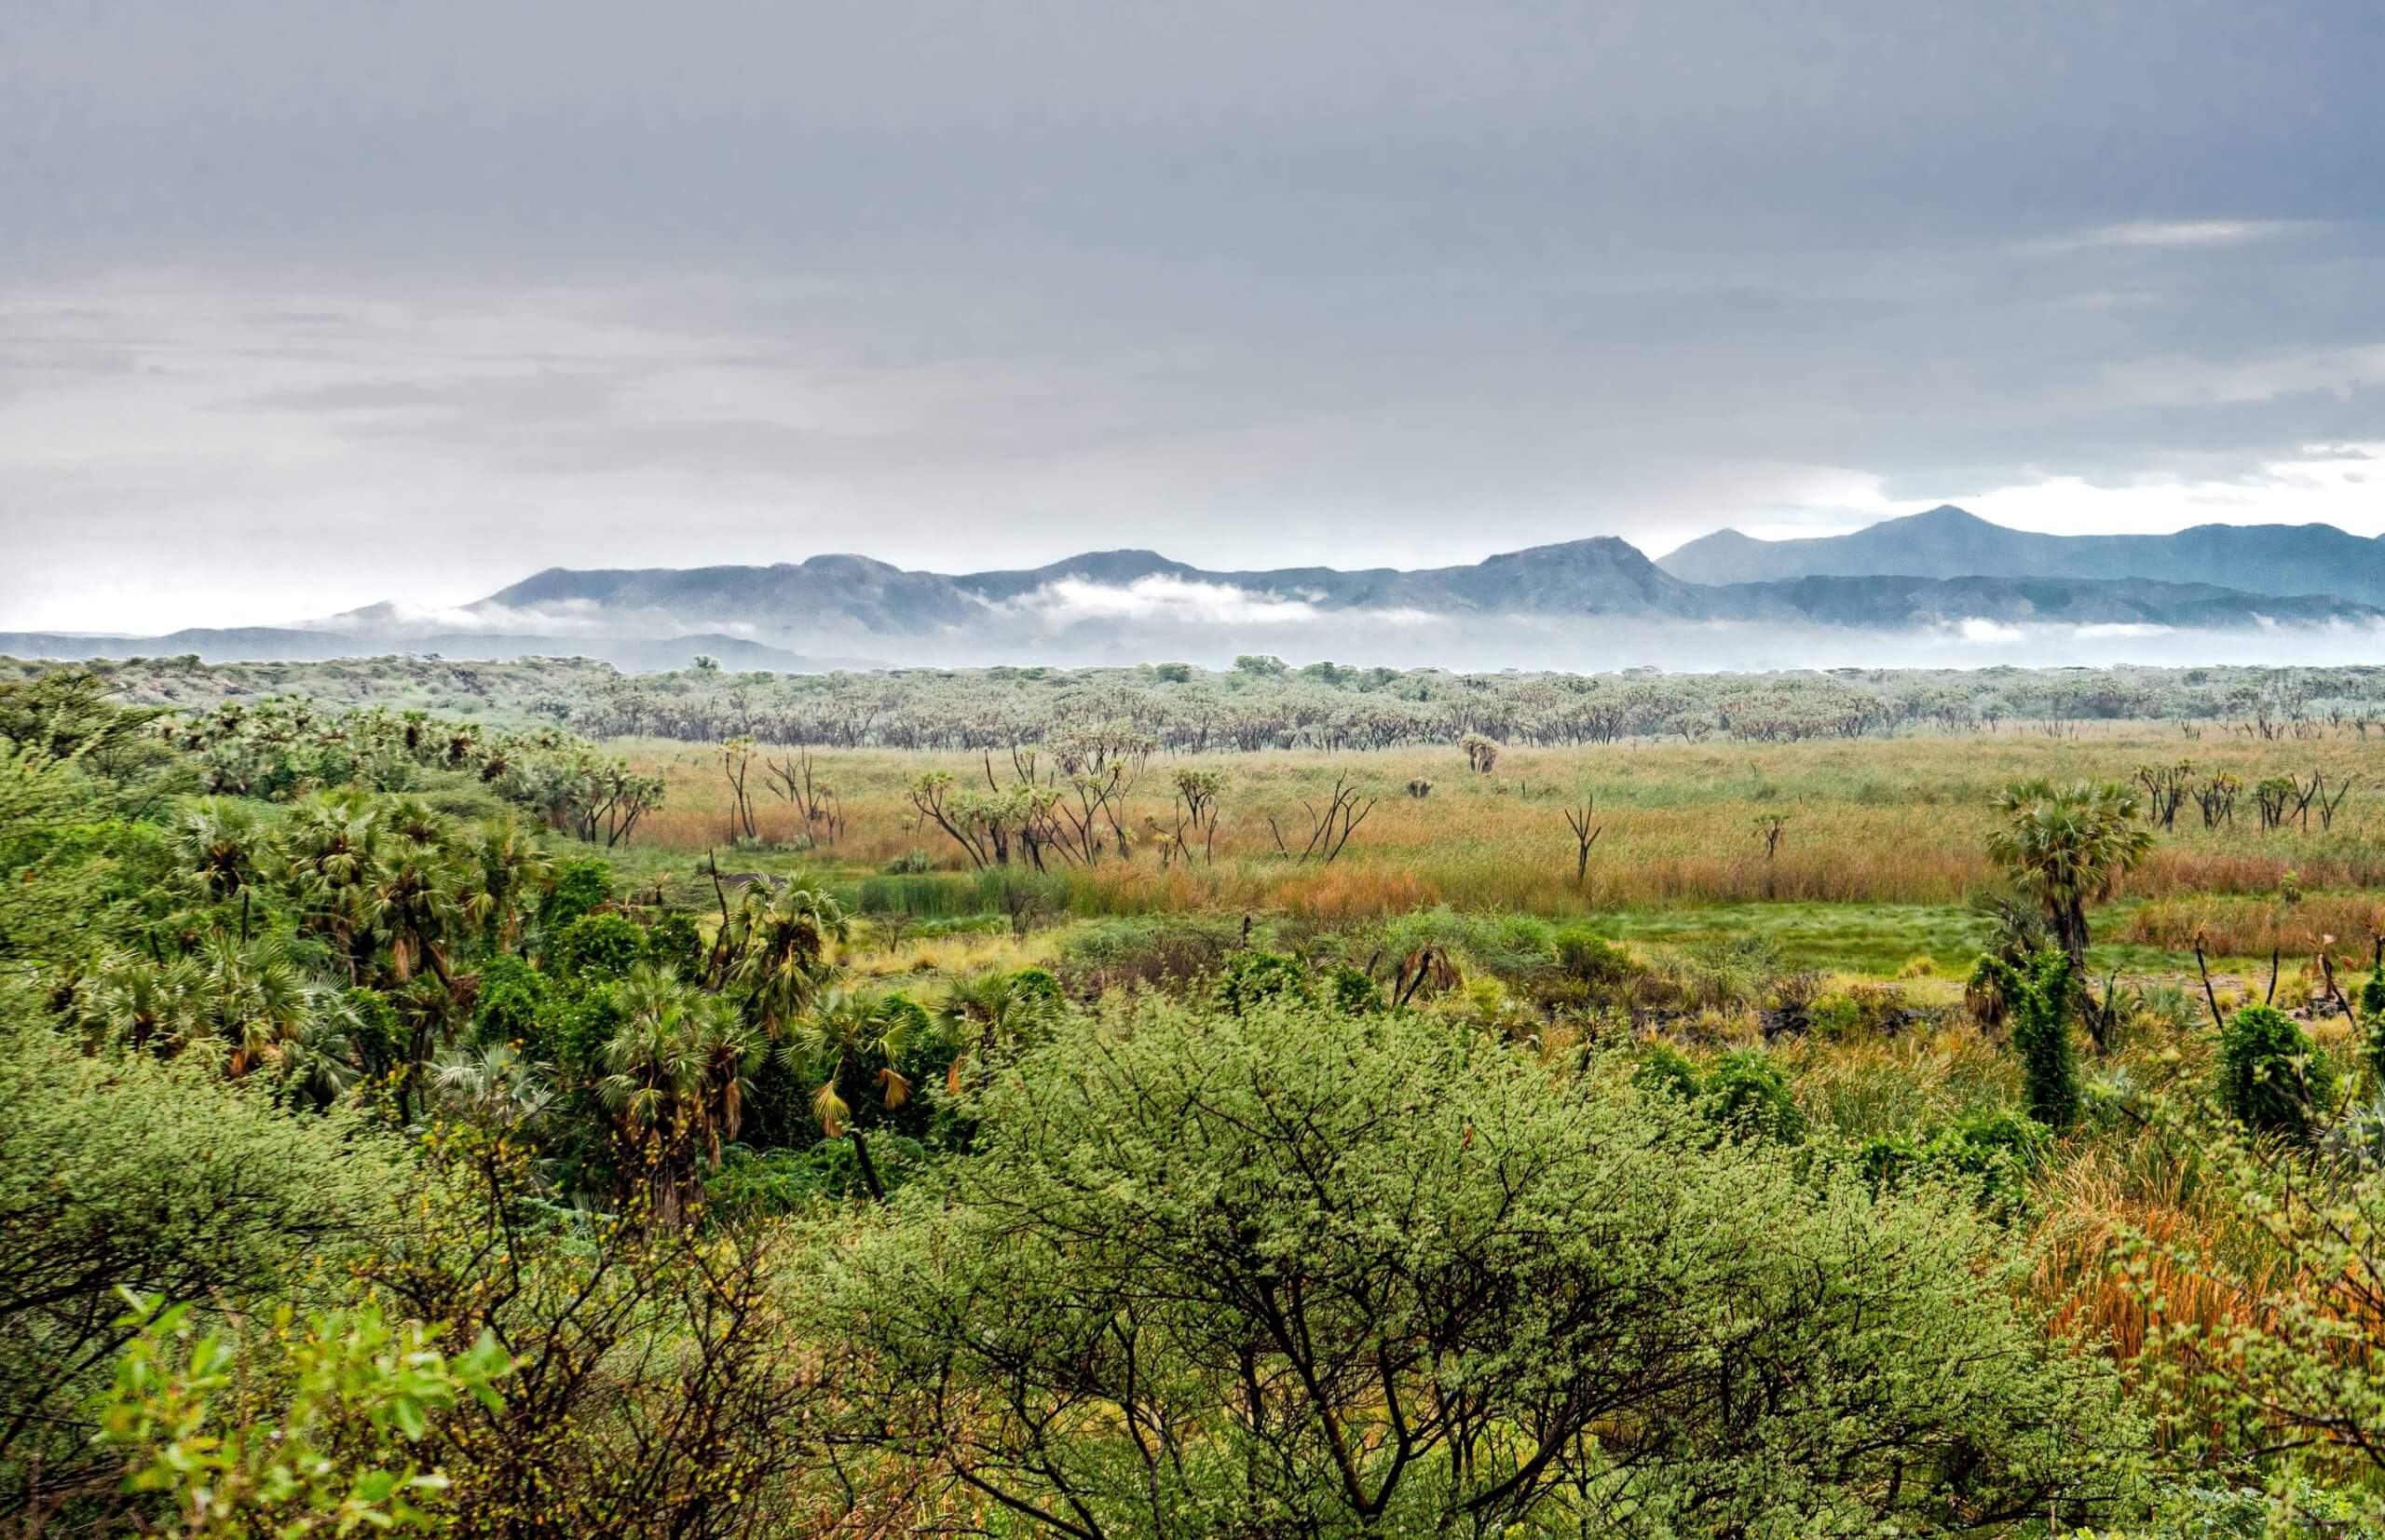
top-left (764, 747), bottom-right (846, 845)
top-left (1562, 795), bottom-right (1603, 890)
top-left (719, 735), bottom-right (759, 843)
top-left (1269, 773), bottom-right (1376, 864)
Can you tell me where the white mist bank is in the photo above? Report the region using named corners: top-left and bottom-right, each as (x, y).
top-left (768, 613), bottom-right (2385, 675)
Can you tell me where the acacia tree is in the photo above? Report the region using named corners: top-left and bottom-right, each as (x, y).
top-left (1986, 778), bottom-right (2153, 976)
top-left (827, 997), bottom-right (2139, 1536)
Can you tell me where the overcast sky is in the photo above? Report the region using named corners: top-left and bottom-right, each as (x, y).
top-left (5, 0), bottom-right (2383, 633)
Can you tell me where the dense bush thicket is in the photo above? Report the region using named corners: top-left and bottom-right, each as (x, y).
top-left (21, 655), bottom-right (2385, 752)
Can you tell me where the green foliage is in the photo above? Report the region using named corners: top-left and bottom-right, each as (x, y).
top-left (1701, 1048), bottom-right (1807, 1144)
top-left (554, 986), bottom-right (627, 1076)
top-left (1986, 778), bottom-right (2155, 967)
top-left (0, 1027), bottom-right (398, 1505)
top-left (1629, 1043), bottom-right (1806, 1145)
top-left (470, 955), bottom-right (552, 1051)
top-left (1215, 947), bottom-right (1311, 1015)
top-left (1323, 962), bottom-right (1383, 1014)
top-left (1551, 924), bottom-right (1636, 990)
top-left (1652, 932), bottom-right (1785, 1012)
top-left (1859, 1106), bottom-right (2051, 1214)
top-left (643, 910), bottom-right (705, 977)
top-left (547, 911), bottom-right (647, 984)
top-left (538, 857), bottom-right (613, 930)
top-left (2216, 1003), bottom-right (2337, 1141)
top-left (829, 996), bottom-right (2138, 1534)
top-left (1632, 1042), bottom-right (1703, 1102)
top-left (95, 1293), bottom-right (506, 1536)
top-left (341, 986), bottom-right (407, 1077)
top-left (2135, 1111), bottom-right (2385, 1519)
top-left (1054, 911), bottom-right (1251, 992)
top-left (1975, 949), bottom-right (2084, 1131)
top-left (2359, 973), bottom-right (2385, 1091)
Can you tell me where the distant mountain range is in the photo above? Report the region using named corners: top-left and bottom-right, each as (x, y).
top-left (1659, 505), bottom-right (2385, 603)
top-left (7, 508), bottom-right (2384, 671)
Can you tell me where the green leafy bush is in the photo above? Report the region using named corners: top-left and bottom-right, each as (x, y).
top-left (2217, 1003), bottom-right (2336, 1140)
top-left (1859, 1107), bottom-right (2050, 1214)
top-left (471, 955), bottom-right (552, 1051)
top-left (1217, 947), bottom-right (1312, 1015)
top-left (1973, 950), bottom-right (2082, 1131)
top-left (1633, 1043), bottom-right (1703, 1103)
top-left (826, 996), bottom-right (2135, 1534)
top-left (1552, 925), bottom-right (1637, 990)
top-left (547, 912), bottom-right (647, 984)
top-left (95, 1293), bottom-right (506, 1536)
top-left (538, 858), bottom-right (612, 931)
top-left (1324, 963), bottom-right (1383, 1014)
top-left (1702, 1049), bottom-right (1807, 1144)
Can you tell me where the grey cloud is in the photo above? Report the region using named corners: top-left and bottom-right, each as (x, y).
top-left (3, 2), bottom-right (2384, 634)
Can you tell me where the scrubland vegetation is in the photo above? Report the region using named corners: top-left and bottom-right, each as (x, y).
top-left (7, 657), bottom-right (2385, 1536)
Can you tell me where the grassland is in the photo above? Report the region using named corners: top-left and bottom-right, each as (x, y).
top-left (608, 724), bottom-right (2385, 970)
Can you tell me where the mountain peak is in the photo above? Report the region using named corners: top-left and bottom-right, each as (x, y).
top-left (1898, 504), bottom-right (1992, 528)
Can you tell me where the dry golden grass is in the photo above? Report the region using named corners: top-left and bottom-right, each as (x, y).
top-left (2028, 1135), bottom-right (2279, 1372)
top-left (623, 723), bottom-right (2385, 920)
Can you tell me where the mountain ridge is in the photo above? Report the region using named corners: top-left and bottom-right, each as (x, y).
top-left (1659, 505), bottom-right (2385, 600)
top-left (10, 511), bottom-right (2385, 670)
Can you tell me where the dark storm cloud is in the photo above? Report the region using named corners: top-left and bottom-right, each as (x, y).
top-left (3, 1), bottom-right (2382, 631)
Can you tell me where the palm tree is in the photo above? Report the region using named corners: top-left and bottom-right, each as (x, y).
top-left (600, 963), bottom-right (762, 1226)
top-left (278, 1003), bottom-right (368, 1110)
top-left (172, 798), bottom-right (273, 941)
top-left (86, 933), bottom-right (317, 1074)
top-left (1986, 778), bottom-right (2155, 977)
top-left (937, 967), bottom-right (1061, 1086)
top-left (725, 884), bottom-right (848, 1034)
top-left (361, 800), bottom-right (467, 990)
top-left (430, 1041), bottom-right (554, 1130)
top-left (281, 791), bottom-right (382, 981)
top-left (787, 987), bottom-right (934, 1200)
top-left (186, 932), bottom-right (318, 1076)
top-left (468, 811), bottom-right (552, 952)
top-left (79, 949), bottom-right (201, 1055)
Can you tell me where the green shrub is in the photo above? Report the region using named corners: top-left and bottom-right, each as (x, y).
top-left (1806, 994), bottom-right (1864, 1040)
top-left (341, 987), bottom-right (407, 1078)
top-left (824, 995), bottom-right (2135, 1533)
top-left (1701, 1050), bottom-right (1806, 1144)
top-left (1324, 964), bottom-right (1383, 1015)
top-left (1972, 950), bottom-right (2081, 1132)
top-left (1633, 1043), bottom-right (1703, 1103)
top-left (1, 1029), bottom-right (399, 1500)
top-left (644, 912), bottom-right (706, 977)
top-left (1551, 926), bottom-right (1635, 990)
top-left (547, 912), bottom-right (647, 984)
top-left (2360, 973), bottom-right (2385, 1090)
top-left (1007, 967), bottom-right (1063, 1008)
top-left (1055, 914), bottom-right (1247, 994)
top-left (1648, 934), bottom-right (1784, 1013)
top-left (1862, 1107), bottom-right (2051, 1214)
top-left (1218, 948), bottom-right (1311, 1015)
top-left (538, 858), bottom-right (612, 930)
top-left (471, 956), bottom-right (553, 1052)
top-left (554, 988), bottom-right (626, 1075)
top-left (2217, 1003), bottom-right (2336, 1141)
